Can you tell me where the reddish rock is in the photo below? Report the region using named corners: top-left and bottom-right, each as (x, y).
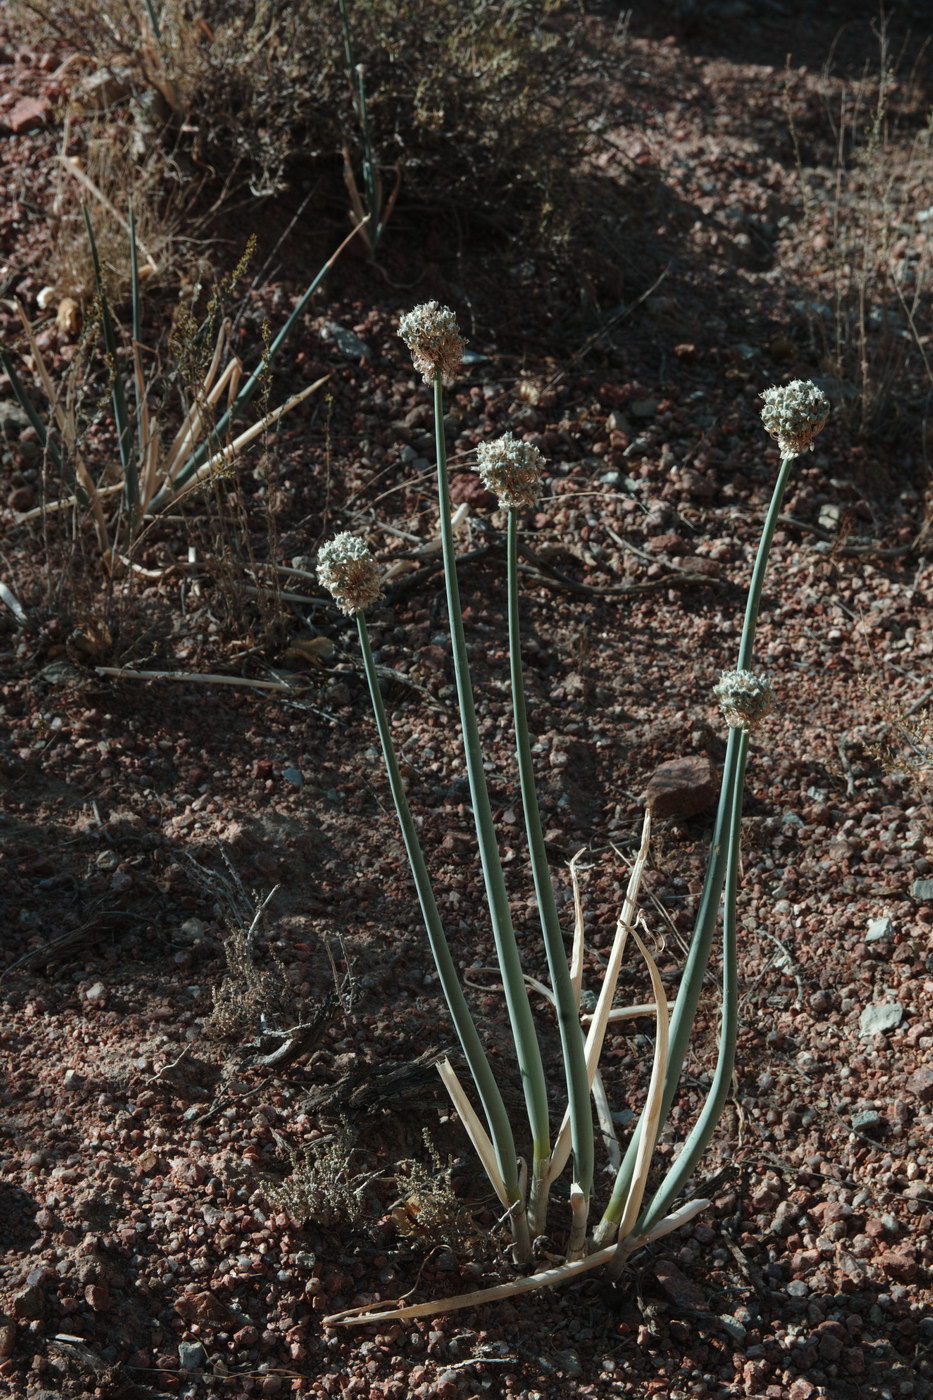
top-left (9, 96), bottom-right (47, 133)
top-left (653, 1258), bottom-right (708, 1309)
top-left (880, 1251), bottom-right (918, 1283)
top-left (645, 755), bottom-right (718, 818)
top-left (648, 531), bottom-right (688, 556)
top-left (174, 1290), bottom-right (235, 1325)
top-left (0, 1323), bottom-right (15, 1359)
top-left (743, 1359), bottom-right (770, 1395)
top-left (843, 1346), bottom-right (865, 1374)
top-left (449, 472), bottom-right (496, 510)
top-left (907, 1066), bottom-right (933, 1103)
top-left (84, 1283), bottom-right (111, 1311)
top-left (683, 555), bottom-right (722, 578)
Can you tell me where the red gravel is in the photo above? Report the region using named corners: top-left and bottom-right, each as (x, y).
top-left (1, 4), bottom-right (932, 1399)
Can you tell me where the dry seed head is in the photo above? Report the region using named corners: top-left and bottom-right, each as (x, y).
top-left (760, 379), bottom-right (830, 457)
top-left (475, 432), bottom-right (545, 509)
top-left (715, 669), bottom-right (775, 732)
top-left (317, 533), bottom-right (383, 616)
top-left (398, 302), bottom-right (465, 384)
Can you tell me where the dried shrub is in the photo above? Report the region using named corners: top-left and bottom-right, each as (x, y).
top-left (204, 916), bottom-right (298, 1042)
top-left (392, 1131), bottom-right (479, 1254)
top-left (264, 1126), bottom-right (369, 1229)
top-left (784, 25), bottom-right (933, 439)
top-left (16, 0), bottom-right (591, 245)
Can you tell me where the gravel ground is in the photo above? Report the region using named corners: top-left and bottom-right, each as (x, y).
top-left (1, 3), bottom-right (932, 1398)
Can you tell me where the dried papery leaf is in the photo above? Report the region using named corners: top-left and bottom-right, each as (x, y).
top-left (591, 1070), bottom-right (621, 1171)
top-left (165, 375), bottom-right (328, 505)
top-left (611, 921), bottom-right (669, 1243)
top-left (547, 812), bottom-right (651, 1188)
top-left (94, 666), bottom-right (305, 693)
top-left (15, 301), bottom-right (112, 552)
top-left (324, 1239), bottom-right (621, 1327)
top-left (435, 1058), bottom-right (509, 1210)
top-left (568, 847), bottom-right (587, 1005)
top-left (161, 322), bottom-right (238, 486)
top-left (0, 581), bottom-right (27, 626)
top-left (133, 341), bottom-right (162, 516)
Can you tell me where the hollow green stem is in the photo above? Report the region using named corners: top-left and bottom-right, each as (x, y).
top-left (507, 509), bottom-right (593, 1240)
top-left (356, 615), bottom-right (527, 1241)
top-left (738, 453), bottom-right (796, 670)
top-left (432, 376), bottom-right (551, 1183)
top-left (636, 727), bottom-right (748, 1236)
top-left (601, 452), bottom-right (795, 1234)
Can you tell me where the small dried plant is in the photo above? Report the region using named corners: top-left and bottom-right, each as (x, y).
top-left (392, 1131), bottom-right (479, 1254)
top-left (317, 311), bottom-right (832, 1323)
top-left (264, 1126), bottom-right (368, 1230)
top-left (204, 909), bottom-right (297, 1044)
top-left (3, 209), bottom-right (366, 578)
top-left (784, 24), bottom-right (933, 438)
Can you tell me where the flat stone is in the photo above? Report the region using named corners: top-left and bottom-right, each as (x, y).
top-left (911, 878), bottom-right (933, 901)
top-left (174, 1290), bottom-right (235, 1325)
top-left (178, 1340), bottom-right (207, 1371)
top-left (851, 1110), bottom-right (884, 1135)
top-left (645, 755), bottom-right (717, 819)
top-left (859, 1002), bottom-right (904, 1037)
top-left (907, 1067), bottom-right (933, 1104)
top-left (11, 1284), bottom-right (45, 1320)
top-left (866, 916), bottom-right (894, 942)
top-left (318, 321), bottom-right (368, 359)
top-left (9, 97), bottom-right (48, 134)
top-left (653, 1258), bottom-right (708, 1309)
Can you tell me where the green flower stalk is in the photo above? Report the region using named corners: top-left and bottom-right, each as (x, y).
top-left (316, 532), bottom-right (531, 1259)
top-left (601, 379), bottom-right (829, 1250)
top-left (399, 306), bottom-right (553, 1223)
top-left (478, 432), bottom-right (595, 1254)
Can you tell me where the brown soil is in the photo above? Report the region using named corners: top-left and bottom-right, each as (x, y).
top-left (1, 3), bottom-right (932, 1399)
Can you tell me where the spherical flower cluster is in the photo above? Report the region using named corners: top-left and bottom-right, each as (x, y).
top-left (714, 669), bottom-right (775, 732)
top-left (317, 533), bottom-right (383, 616)
top-left (475, 432), bottom-right (545, 509)
top-left (760, 379), bottom-right (830, 457)
top-left (398, 302), bottom-right (465, 385)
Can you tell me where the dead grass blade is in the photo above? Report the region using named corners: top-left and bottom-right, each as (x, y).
top-left (435, 1058), bottom-right (510, 1210)
top-left (323, 1240), bottom-right (622, 1327)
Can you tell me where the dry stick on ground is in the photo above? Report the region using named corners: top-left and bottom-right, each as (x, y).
top-left (776, 514), bottom-right (913, 558)
top-left (385, 542), bottom-right (725, 604)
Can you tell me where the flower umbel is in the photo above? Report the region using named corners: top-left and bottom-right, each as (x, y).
top-left (476, 432), bottom-right (545, 509)
top-left (760, 379), bottom-right (830, 457)
top-left (714, 669), bottom-right (775, 732)
top-left (398, 302), bottom-right (465, 385)
top-left (317, 533), bottom-right (383, 616)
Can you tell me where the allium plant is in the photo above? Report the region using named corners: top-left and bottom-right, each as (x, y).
top-left (321, 316), bottom-right (830, 1323)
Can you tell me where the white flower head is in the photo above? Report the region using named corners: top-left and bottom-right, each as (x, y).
top-left (714, 669), bottom-right (775, 732)
top-left (398, 302), bottom-right (465, 385)
top-left (760, 379), bottom-right (830, 457)
top-left (317, 533), bottom-right (383, 616)
top-left (475, 432), bottom-right (545, 509)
